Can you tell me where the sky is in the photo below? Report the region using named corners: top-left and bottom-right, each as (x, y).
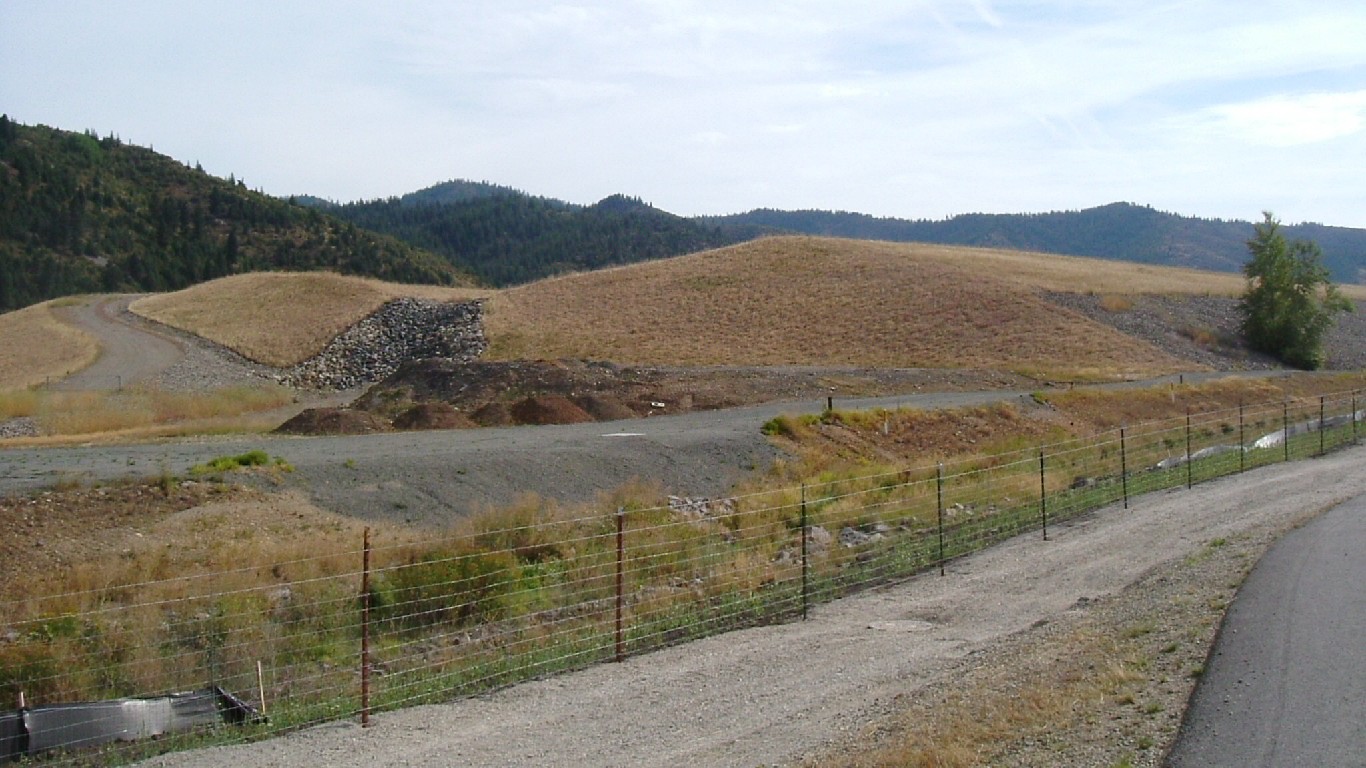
top-left (3, 1), bottom-right (1365, 227)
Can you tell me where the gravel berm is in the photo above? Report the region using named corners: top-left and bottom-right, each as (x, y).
top-left (136, 444), bottom-right (1366, 768)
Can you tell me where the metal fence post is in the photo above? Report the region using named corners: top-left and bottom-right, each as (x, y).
top-left (1185, 408), bottom-right (1193, 490)
top-left (1120, 426), bottom-right (1129, 509)
top-left (936, 464), bottom-right (945, 575)
top-left (1039, 448), bottom-right (1048, 541)
top-left (361, 527), bottom-right (371, 728)
top-left (800, 484), bottom-right (809, 620)
top-left (1319, 396), bottom-right (1326, 456)
top-left (615, 506), bottom-right (625, 662)
top-left (1283, 401), bottom-right (1290, 462)
top-left (1355, 391), bottom-right (1360, 445)
top-left (1239, 401), bottom-right (1246, 473)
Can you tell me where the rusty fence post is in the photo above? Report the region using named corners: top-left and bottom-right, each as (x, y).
top-left (1319, 396), bottom-right (1326, 456)
top-left (1283, 402), bottom-right (1290, 462)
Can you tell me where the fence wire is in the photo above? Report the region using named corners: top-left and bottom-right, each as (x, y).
top-left (0, 389), bottom-right (1361, 764)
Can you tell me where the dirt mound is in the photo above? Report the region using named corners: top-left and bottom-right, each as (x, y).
top-left (573, 395), bottom-right (641, 421)
top-left (471, 401), bottom-right (514, 427)
top-left (392, 403), bottom-right (477, 430)
top-left (275, 408), bottom-right (391, 435)
top-left (355, 358), bottom-right (1040, 431)
top-left (509, 395), bottom-right (595, 425)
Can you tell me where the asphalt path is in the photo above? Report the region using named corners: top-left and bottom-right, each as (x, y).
top-left (1166, 492), bottom-right (1366, 767)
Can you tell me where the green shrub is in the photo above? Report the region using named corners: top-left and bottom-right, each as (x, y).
top-left (378, 548), bottom-right (518, 630)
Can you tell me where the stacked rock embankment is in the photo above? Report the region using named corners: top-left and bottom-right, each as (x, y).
top-left (283, 299), bottom-right (486, 390)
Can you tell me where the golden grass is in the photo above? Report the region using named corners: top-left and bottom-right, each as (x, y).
top-left (1038, 372), bottom-right (1366, 431)
top-left (0, 299), bottom-right (99, 390)
top-left (14, 238), bottom-right (1362, 394)
top-left (130, 272), bottom-right (492, 367)
top-left (484, 237), bottom-right (1194, 378)
top-left (1, 385), bottom-right (295, 443)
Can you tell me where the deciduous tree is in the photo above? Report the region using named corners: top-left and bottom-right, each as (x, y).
top-left (1239, 212), bottom-right (1352, 369)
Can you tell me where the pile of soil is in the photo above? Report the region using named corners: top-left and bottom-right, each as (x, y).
top-left (276, 408), bottom-right (390, 435)
top-left (273, 359), bottom-right (1039, 436)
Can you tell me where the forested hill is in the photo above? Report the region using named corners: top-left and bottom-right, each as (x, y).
top-left (704, 204), bottom-right (1366, 285)
top-left (311, 186), bottom-right (741, 286)
top-left (0, 118), bottom-right (472, 311)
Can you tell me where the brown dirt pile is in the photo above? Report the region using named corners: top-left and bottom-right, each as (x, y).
top-left (273, 359), bottom-right (1037, 435)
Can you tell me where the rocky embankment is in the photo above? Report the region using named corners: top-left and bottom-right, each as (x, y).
top-left (282, 299), bottom-right (487, 390)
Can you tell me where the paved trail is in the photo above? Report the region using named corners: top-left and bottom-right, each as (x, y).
top-left (1167, 492), bottom-right (1366, 767)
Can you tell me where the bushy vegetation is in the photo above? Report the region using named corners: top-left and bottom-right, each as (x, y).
top-left (0, 116), bottom-right (471, 311)
top-left (189, 450), bottom-right (290, 476)
top-left (1239, 212), bottom-right (1353, 369)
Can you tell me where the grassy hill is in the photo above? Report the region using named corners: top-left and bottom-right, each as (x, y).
top-left (705, 204), bottom-right (1366, 286)
top-left (481, 237), bottom-right (1208, 378)
top-left (0, 118), bottom-right (475, 311)
top-left (17, 238), bottom-right (1364, 391)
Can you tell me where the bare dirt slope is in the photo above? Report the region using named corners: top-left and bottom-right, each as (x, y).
top-left (136, 445), bottom-right (1366, 768)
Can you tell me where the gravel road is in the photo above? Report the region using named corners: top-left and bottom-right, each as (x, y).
top-left (46, 294), bottom-right (278, 393)
top-left (0, 390), bottom-right (1037, 521)
top-left (131, 444), bottom-right (1366, 767)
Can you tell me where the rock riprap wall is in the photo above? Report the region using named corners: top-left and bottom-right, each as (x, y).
top-left (283, 299), bottom-right (486, 390)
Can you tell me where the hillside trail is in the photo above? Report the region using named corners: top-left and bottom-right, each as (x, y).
top-left (134, 445), bottom-right (1366, 768)
top-left (47, 295), bottom-right (188, 391)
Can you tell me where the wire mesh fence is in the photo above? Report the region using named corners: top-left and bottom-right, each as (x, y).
top-left (0, 389), bottom-right (1361, 764)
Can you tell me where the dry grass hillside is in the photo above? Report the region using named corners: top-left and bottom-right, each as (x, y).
top-left (130, 272), bottom-right (492, 367)
top-left (0, 299), bottom-right (98, 390)
top-left (15, 237), bottom-right (1358, 387)
top-left (484, 237), bottom-right (1194, 378)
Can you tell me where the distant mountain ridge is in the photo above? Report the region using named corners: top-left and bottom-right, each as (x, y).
top-left (702, 204), bottom-right (1366, 285)
top-left (4, 112), bottom-right (1363, 315)
top-left (318, 183), bottom-right (1366, 287)
top-left (0, 118), bottom-right (473, 311)
top-left (310, 187), bottom-right (739, 286)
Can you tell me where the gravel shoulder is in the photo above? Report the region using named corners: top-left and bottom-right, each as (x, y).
top-left (136, 444), bottom-right (1366, 768)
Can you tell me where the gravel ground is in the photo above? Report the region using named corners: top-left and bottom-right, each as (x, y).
top-left (1048, 293), bottom-right (1366, 371)
top-left (135, 445), bottom-right (1366, 768)
top-left (49, 295), bottom-right (278, 393)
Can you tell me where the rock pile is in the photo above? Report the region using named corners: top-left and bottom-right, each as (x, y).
top-left (283, 299), bottom-right (487, 391)
top-left (0, 417), bottom-right (40, 440)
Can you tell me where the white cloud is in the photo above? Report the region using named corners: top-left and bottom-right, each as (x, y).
top-left (1187, 91), bottom-right (1366, 147)
top-left (2, 0), bottom-right (1365, 225)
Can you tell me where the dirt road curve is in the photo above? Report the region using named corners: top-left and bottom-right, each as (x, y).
top-left (48, 295), bottom-right (188, 390)
top-left (134, 446), bottom-right (1366, 768)
top-left (1167, 491), bottom-right (1366, 767)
